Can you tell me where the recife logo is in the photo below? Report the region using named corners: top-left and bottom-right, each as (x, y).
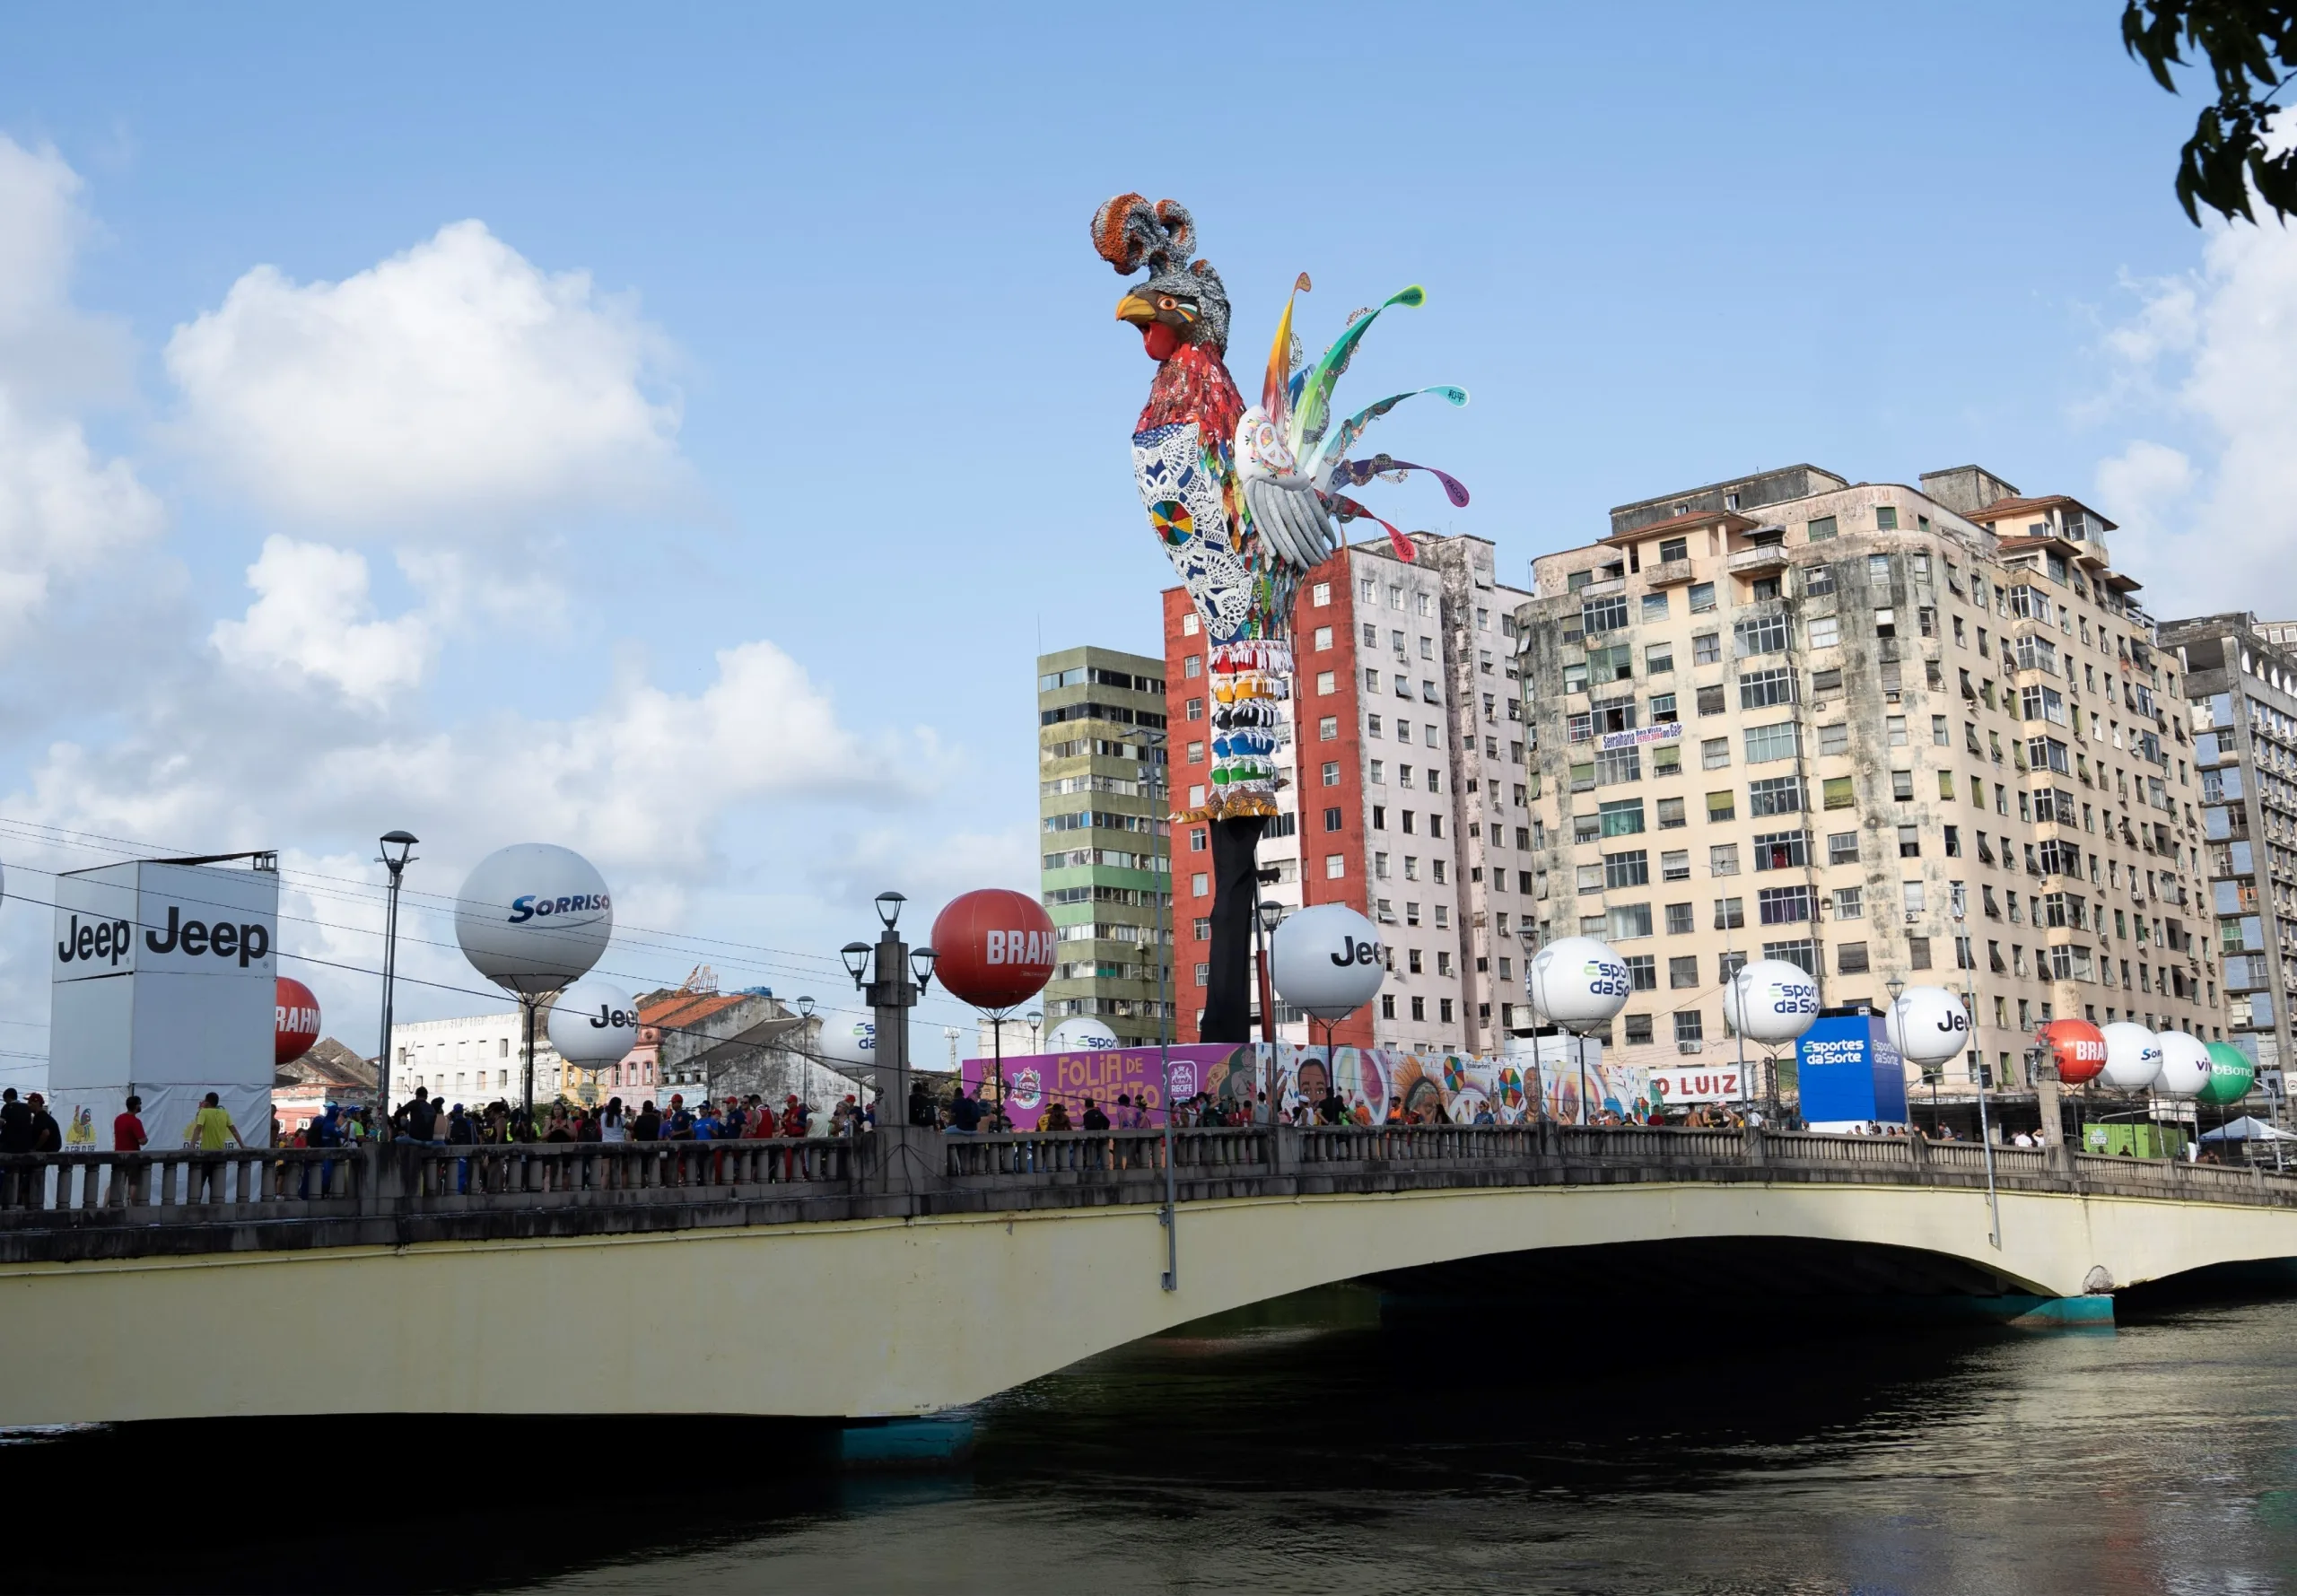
top-left (507, 892), bottom-right (611, 924)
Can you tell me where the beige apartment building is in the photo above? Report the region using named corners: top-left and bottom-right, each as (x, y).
top-left (1512, 463), bottom-right (2225, 1097)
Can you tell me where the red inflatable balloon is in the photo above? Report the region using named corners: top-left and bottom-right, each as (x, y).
top-left (2038, 1017), bottom-right (2106, 1086)
top-left (931, 889), bottom-right (1056, 1011)
top-left (276, 976), bottom-right (322, 1066)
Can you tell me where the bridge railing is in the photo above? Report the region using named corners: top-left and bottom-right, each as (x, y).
top-left (0, 1147), bottom-right (364, 1220)
top-left (394, 1139), bottom-right (852, 1202)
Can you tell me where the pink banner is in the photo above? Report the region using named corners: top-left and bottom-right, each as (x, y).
top-left (960, 1045), bottom-right (1245, 1129)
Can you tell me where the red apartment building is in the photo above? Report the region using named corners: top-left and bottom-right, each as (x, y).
top-left (1164, 531), bottom-right (1534, 1054)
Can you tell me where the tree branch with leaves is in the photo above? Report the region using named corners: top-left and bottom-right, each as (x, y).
top-left (2125, 1), bottom-right (2297, 222)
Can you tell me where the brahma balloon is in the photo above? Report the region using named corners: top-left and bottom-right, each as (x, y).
top-left (1884, 986), bottom-right (1970, 1066)
top-left (2037, 1018), bottom-right (2108, 1086)
top-left (546, 977), bottom-right (640, 1067)
top-left (454, 844), bottom-right (612, 995)
top-left (1270, 903), bottom-right (1384, 1020)
top-left (2099, 1022), bottom-right (2163, 1091)
top-left (2154, 1029), bottom-right (2212, 1099)
top-left (275, 976), bottom-right (321, 1066)
top-left (1526, 937), bottom-right (1631, 1033)
top-left (1720, 960), bottom-right (1821, 1046)
top-left (1047, 1016), bottom-right (1120, 1051)
top-left (931, 889), bottom-right (1056, 1010)
top-left (2196, 1041), bottom-right (2257, 1107)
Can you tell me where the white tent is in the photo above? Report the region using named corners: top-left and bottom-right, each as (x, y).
top-left (2199, 1116), bottom-right (2297, 1142)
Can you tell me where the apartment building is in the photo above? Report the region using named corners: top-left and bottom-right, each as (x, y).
top-left (1162, 531), bottom-right (1533, 1053)
top-left (1512, 464), bottom-right (2223, 1093)
top-left (1036, 646), bottom-right (1174, 1048)
top-left (2159, 614), bottom-right (2297, 1085)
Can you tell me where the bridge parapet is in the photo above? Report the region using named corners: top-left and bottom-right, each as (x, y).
top-left (0, 1127), bottom-right (2286, 1266)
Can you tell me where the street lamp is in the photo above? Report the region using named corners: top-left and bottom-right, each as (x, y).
top-left (375, 830), bottom-right (418, 1116)
top-left (842, 942), bottom-right (871, 987)
top-left (796, 996), bottom-right (816, 1019)
top-left (848, 894), bottom-right (922, 1132)
top-left (1026, 1008), bottom-right (1044, 1052)
top-left (875, 891), bottom-right (906, 929)
top-left (1124, 724), bottom-right (1179, 1293)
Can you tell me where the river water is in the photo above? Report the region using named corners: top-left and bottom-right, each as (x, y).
top-left (11, 1283), bottom-right (2297, 1593)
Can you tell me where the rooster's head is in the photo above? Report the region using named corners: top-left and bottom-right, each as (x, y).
top-left (1092, 192), bottom-right (1229, 361)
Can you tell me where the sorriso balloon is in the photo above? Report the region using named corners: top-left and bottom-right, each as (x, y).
top-left (454, 843), bottom-right (613, 996)
top-left (1526, 937), bottom-right (1631, 1032)
top-left (931, 889), bottom-right (1056, 1010)
top-left (275, 976), bottom-right (321, 1066)
top-left (2196, 1041), bottom-right (2257, 1107)
top-left (1884, 985), bottom-right (1970, 1066)
top-left (1270, 903), bottom-right (1384, 1020)
top-left (1720, 959), bottom-right (1821, 1046)
top-left (546, 977), bottom-right (641, 1066)
top-left (2099, 1022), bottom-right (2163, 1091)
top-left (2037, 1018), bottom-right (2107, 1086)
top-left (1047, 1016), bottom-right (1120, 1051)
top-left (2153, 1029), bottom-right (2212, 1099)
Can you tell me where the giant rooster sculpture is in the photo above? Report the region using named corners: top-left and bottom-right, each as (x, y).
top-left (1091, 193), bottom-right (1469, 1042)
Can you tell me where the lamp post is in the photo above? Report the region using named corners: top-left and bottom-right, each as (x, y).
top-left (1026, 1009), bottom-right (1044, 1052)
top-left (1256, 898), bottom-right (1284, 1114)
top-left (374, 831), bottom-right (417, 1116)
top-left (1516, 922), bottom-right (1540, 1120)
top-left (1125, 725), bottom-right (1177, 1293)
top-left (843, 892), bottom-right (934, 1131)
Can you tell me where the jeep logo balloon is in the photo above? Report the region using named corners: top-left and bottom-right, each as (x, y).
top-left (1526, 936), bottom-right (1632, 1033)
top-left (546, 976), bottom-right (641, 1067)
top-left (1883, 984), bottom-right (1972, 1067)
top-left (453, 843), bottom-right (613, 996)
top-left (1720, 959), bottom-right (1821, 1048)
top-left (1270, 903), bottom-right (1385, 1021)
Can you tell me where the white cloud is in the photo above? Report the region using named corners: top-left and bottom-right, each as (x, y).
top-left (209, 536), bottom-right (433, 707)
top-left (164, 219), bottom-right (683, 529)
top-left (0, 135), bottom-right (134, 406)
top-left (2094, 224), bottom-right (2297, 619)
top-left (0, 376), bottom-right (163, 647)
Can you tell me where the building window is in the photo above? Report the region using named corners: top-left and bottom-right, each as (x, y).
top-left (1381, 994), bottom-right (1395, 1019)
top-left (1808, 616), bottom-right (1839, 650)
top-left (1661, 850), bottom-right (1690, 881)
top-left (1312, 582), bottom-right (1330, 607)
top-left (1607, 903), bottom-right (1654, 939)
top-left (1669, 955), bottom-right (1700, 989)
top-left (1875, 506), bottom-right (1899, 531)
top-left (1752, 830), bottom-right (1809, 870)
top-left (1743, 722), bottom-right (1800, 763)
top-left (1325, 855), bottom-right (1345, 879)
top-left (1747, 776), bottom-right (1804, 816)
top-left (1321, 761), bottom-right (1341, 786)
top-left (1623, 1013), bottom-right (1655, 1045)
top-left (1189, 829), bottom-right (1208, 852)
top-left (1734, 614), bottom-right (1789, 657)
top-left (1666, 903), bottom-right (1697, 936)
top-left (1625, 955), bottom-right (1657, 990)
top-left (1183, 654), bottom-right (1202, 678)
top-left (1739, 667), bottom-right (1795, 710)
top-left (1323, 807), bottom-right (1343, 832)
top-left (1707, 790), bottom-right (1736, 823)
top-left (1908, 936), bottom-right (1933, 970)
top-left (1833, 885), bottom-right (1863, 919)
top-left (1898, 824), bottom-right (1921, 858)
top-left (1702, 737), bottom-right (1732, 770)
top-left (1709, 843), bottom-right (1740, 876)
top-left (1192, 873), bottom-right (1209, 896)
top-left (1807, 515), bottom-right (1837, 542)
top-left (1714, 896), bottom-right (1745, 930)
top-left (1757, 885), bottom-right (1812, 925)
top-left (1183, 614), bottom-right (1200, 635)
top-left (1690, 582), bottom-right (1716, 614)
top-left (1194, 964), bottom-right (1210, 988)
top-left (1187, 698), bottom-right (1204, 720)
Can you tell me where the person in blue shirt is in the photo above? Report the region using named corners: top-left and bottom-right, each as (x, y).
top-left (694, 1103), bottom-right (721, 1141)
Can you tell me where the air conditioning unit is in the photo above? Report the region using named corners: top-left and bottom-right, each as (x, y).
top-left (1677, 1041), bottom-right (1702, 1055)
top-left (1905, 911), bottom-right (1921, 924)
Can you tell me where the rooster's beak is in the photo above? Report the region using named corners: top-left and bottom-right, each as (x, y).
top-left (1116, 292), bottom-right (1158, 327)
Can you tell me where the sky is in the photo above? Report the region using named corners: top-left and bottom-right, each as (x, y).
top-left (0, 0), bottom-right (2290, 1079)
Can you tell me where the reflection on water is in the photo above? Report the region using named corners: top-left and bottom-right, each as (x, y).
top-left (7, 1283), bottom-right (2297, 1594)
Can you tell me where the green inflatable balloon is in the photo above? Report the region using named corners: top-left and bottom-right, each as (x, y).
top-left (2195, 1041), bottom-right (2256, 1107)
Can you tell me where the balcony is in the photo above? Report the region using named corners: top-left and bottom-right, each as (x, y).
top-left (1727, 545), bottom-right (1788, 575)
top-left (1642, 557), bottom-right (1696, 589)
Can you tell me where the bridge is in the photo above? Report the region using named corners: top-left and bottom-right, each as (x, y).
top-left (2, 1126), bottom-right (2294, 1431)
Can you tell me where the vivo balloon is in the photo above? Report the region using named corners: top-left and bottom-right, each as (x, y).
top-left (2154, 1029), bottom-right (2212, 1099)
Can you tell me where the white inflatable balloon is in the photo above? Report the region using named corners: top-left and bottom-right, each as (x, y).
top-left (1885, 985), bottom-right (1970, 1066)
top-left (1722, 959), bottom-right (1821, 1046)
top-left (2099, 1022), bottom-right (2164, 1091)
top-left (1526, 937), bottom-right (1632, 1032)
top-left (2153, 1029), bottom-right (2212, 1099)
top-left (546, 977), bottom-right (641, 1066)
top-left (1047, 1016), bottom-right (1120, 1051)
top-left (454, 843), bottom-right (613, 996)
top-left (1269, 903), bottom-right (1386, 1020)
top-left (812, 1011), bottom-right (878, 1068)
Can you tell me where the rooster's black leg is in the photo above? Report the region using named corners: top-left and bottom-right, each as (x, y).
top-left (1199, 815), bottom-right (1268, 1043)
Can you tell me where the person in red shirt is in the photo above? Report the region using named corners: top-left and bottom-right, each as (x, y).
top-left (110, 1094), bottom-right (147, 1208)
top-left (112, 1094), bottom-right (146, 1153)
